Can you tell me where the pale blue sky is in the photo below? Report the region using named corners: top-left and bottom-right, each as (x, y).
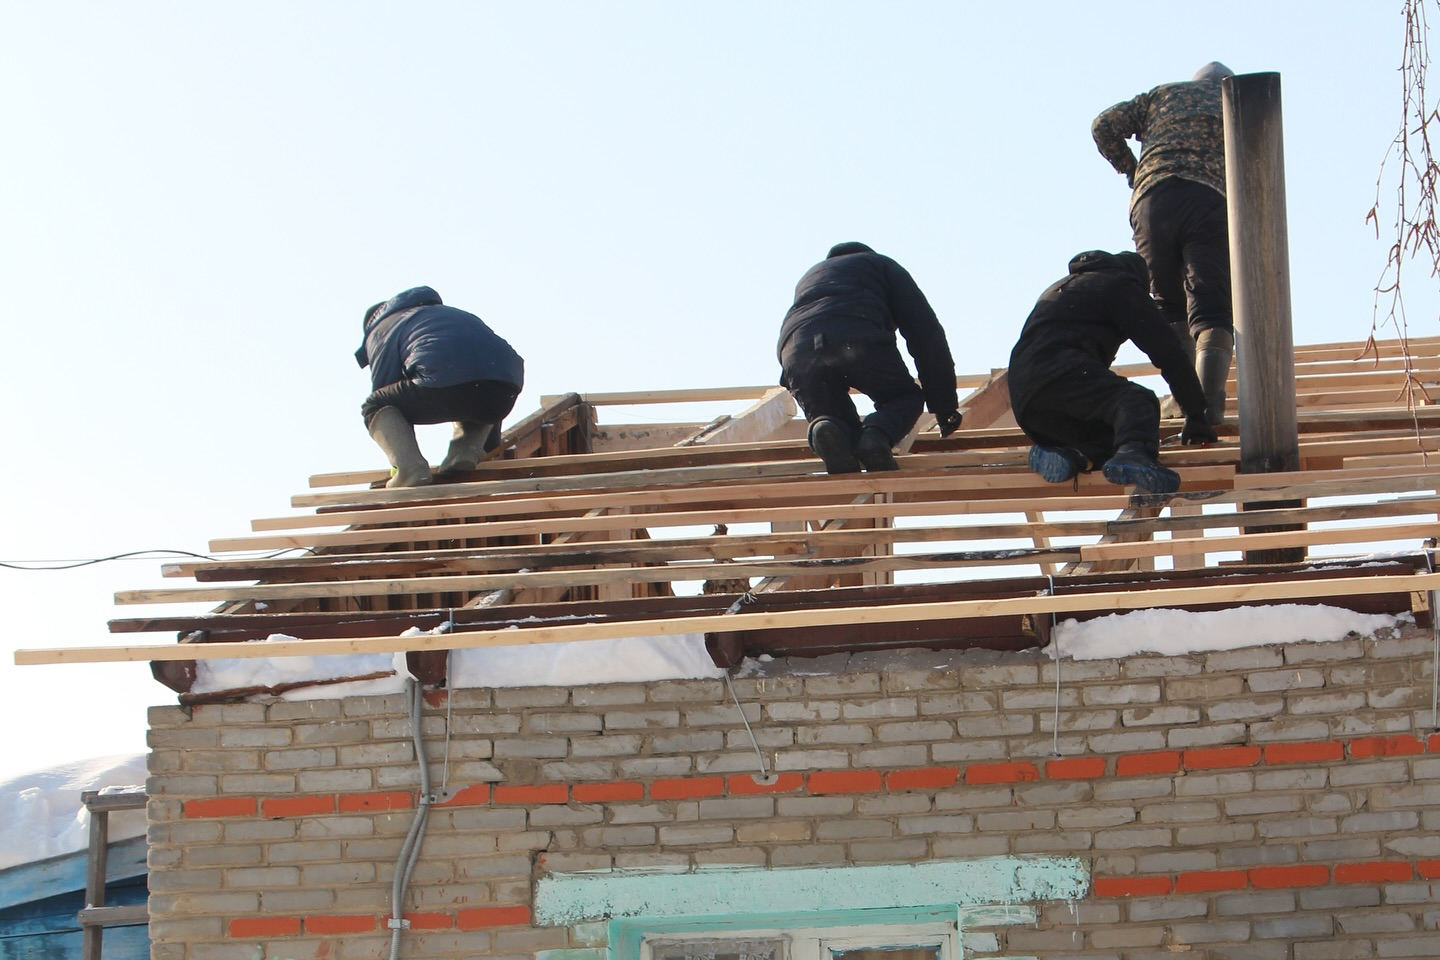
top-left (0, 1), bottom-right (1427, 774)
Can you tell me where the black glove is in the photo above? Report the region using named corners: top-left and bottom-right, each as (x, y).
top-left (1180, 414), bottom-right (1217, 446)
top-left (936, 410), bottom-right (963, 438)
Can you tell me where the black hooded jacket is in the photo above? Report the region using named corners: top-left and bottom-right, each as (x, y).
top-left (1007, 251), bottom-right (1207, 418)
top-left (778, 243), bottom-right (959, 415)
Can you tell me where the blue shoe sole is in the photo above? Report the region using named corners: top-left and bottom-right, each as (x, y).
top-left (1101, 459), bottom-right (1181, 493)
top-left (1028, 446), bottom-right (1080, 484)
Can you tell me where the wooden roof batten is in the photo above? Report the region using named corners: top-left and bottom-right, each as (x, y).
top-left (13, 335), bottom-right (1440, 687)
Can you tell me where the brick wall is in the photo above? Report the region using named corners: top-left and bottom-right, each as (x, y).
top-left (145, 626), bottom-right (1440, 959)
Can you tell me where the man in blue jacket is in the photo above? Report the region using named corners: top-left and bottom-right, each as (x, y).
top-left (778, 242), bottom-right (962, 474)
top-left (355, 286), bottom-right (525, 487)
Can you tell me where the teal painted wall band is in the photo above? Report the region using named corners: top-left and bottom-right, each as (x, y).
top-left (533, 856), bottom-right (1089, 927)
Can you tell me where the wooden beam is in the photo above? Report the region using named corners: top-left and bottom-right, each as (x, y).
top-left (24, 571), bottom-right (1440, 665)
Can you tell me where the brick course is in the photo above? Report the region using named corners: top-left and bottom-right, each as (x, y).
top-left (146, 627), bottom-right (1440, 958)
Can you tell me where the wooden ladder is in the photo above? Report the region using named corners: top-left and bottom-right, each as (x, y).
top-left (79, 788), bottom-right (148, 960)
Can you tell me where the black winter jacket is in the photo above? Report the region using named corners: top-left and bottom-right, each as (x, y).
top-left (1007, 251), bottom-right (1206, 419)
top-left (355, 286), bottom-right (524, 393)
top-left (777, 244), bottom-right (959, 416)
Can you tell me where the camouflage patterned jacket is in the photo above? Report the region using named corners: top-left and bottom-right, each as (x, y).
top-left (1091, 79), bottom-right (1226, 210)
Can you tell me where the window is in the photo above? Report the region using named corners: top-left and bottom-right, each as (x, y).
top-left (642, 921), bottom-right (956, 960)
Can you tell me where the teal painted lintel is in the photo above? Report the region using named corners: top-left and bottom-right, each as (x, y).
top-left (534, 856), bottom-right (1089, 927)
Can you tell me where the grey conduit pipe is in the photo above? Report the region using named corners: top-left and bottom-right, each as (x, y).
top-left (389, 679), bottom-right (433, 960)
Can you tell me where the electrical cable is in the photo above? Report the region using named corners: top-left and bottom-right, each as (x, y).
top-left (0, 547), bottom-right (314, 570)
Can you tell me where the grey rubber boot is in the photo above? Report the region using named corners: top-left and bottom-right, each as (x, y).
top-left (437, 420), bottom-right (494, 477)
top-left (368, 406), bottom-right (432, 488)
top-left (1196, 328), bottom-right (1234, 425)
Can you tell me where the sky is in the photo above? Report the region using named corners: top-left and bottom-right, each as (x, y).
top-left (1, 1), bottom-right (1434, 777)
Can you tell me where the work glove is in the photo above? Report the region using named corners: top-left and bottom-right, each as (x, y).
top-left (1180, 414), bottom-right (1217, 446)
top-left (936, 410), bottom-right (963, 438)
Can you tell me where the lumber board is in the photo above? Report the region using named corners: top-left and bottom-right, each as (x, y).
top-left (24, 571), bottom-right (1440, 665)
top-left (1080, 518), bottom-right (1439, 562)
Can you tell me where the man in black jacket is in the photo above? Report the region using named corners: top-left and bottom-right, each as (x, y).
top-left (1008, 251), bottom-right (1215, 494)
top-left (778, 242), bottom-right (962, 474)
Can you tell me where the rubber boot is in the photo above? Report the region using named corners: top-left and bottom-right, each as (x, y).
top-left (808, 418), bottom-right (860, 474)
top-left (855, 427), bottom-right (899, 472)
top-left (1196, 328), bottom-right (1234, 426)
top-left (368, 406), bottom-right (432, 488)
top-left (1158, 319), bottom-right (1197, 419)
top-left (1101, 441), bottom-right (1180, 494)
top-left (436, 420), bottom-right (494, 478)
top-left (1027, 445), bottom-right (1087, 484)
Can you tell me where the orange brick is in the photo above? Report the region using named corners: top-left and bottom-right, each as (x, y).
top-left (1175, 870), bottom-right (1248, 893)
top-left (727, 773), bottom-right (804, 795)
top-left (384, 912), bottom-right (453, 931)
top-left (1116, 751), bottom-right (1181, 776)
top-left (1093, 876), bottom-right (1173, 897)
top-left (435, 784), bottom-right (491, 807)
top-left (964, 762), bottom-right (1039, 785)
top-left (1045, 757), bottom-right (1106, 780)
top-left (1349, 736), bottom-right (1426, 759)
top-left (807, 770), bottom-right (883, 794)
top-left (1183, 746), bottom-right (1262, 770)
top-left (338, 791), bottom-right (414, 813)
top-left (305, 914), bottom-right (376, 934)
top-left (492, 784), bottom-right (568, 805)
top-left (1429, 733), bottom-right (1440, 753)
top-left (1417, 859), bottom-right (1440, 879)
top-left (183, 797), bottom-right (256, 819)
top-left (885, 767), bottom-right (959, 791)
top-left (456, 905), bottom-right (532, 929)
top-left (229, 916), bottom-right (301, 938)
top-left (572, 782), bottom-right (644, 803)
top-left (1249, 865), bottom-right (1330, 889)
top-left (1263, 741), bottom-right (1344, 765)
top-left (262, 795), bottom-right (335, 818)
top-left (1334, 861), bottom-right (1414, 884)
top-left (650, 777), bottom-right (724, 800)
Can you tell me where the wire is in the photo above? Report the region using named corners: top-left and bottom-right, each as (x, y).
top-left (0, 547), bottom-right (314, 570)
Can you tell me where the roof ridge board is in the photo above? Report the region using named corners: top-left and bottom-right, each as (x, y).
top-left (42, 570), bottom-right (1440, 666)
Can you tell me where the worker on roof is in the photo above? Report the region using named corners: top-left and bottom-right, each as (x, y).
top-left (354, 286), bottom-right (524, 488)
top-left (1008, 250), bottom-right (1216, 494)
top-left (1092, 61), bottom-right (1236, 426)
top-left (777, 242), bottom-right (962, 474)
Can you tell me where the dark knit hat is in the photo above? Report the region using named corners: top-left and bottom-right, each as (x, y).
top-left (827, 241), bottom-right (875, 258)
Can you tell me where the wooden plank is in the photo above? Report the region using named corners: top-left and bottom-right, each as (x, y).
top-left (677, 387), bottom-right (796, 446)
top-left (1080, 518), bottom-right (1439, 562)
top-left (79, 904), bottom-right (149, 926)
top-left (24, 571), bottom-right (1440, 665)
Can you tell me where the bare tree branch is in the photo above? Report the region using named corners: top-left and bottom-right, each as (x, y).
top-left (1371, 0), bottom-right (1440, 430)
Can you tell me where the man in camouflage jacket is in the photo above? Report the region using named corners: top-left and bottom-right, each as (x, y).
top-left (1092, 61), bottom-right (1235, 426)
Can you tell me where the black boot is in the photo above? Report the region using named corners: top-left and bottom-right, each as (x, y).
top-left (1196, 328), bottom-right (1234, 425)
top-left (1101, 441), bottom-right (1180, 493)
top-left (808, 418), bottom-right (860, 474)
top-left (855, 428), bottom-right (899, 472)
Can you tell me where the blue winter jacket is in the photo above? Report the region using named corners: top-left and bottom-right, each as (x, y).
top-left (354, 286), bottom-right (524, 392)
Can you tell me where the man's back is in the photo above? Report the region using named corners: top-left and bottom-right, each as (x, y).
top-left (1092, 77), bottom-right (1226, 205)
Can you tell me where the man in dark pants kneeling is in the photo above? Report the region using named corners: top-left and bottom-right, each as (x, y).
top-left (777, 242), bottom-right (962, 474)
top-left (356, 286), bottom-right (524, 488)
top-left (1008, 250), bottom-right (1215, 495)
